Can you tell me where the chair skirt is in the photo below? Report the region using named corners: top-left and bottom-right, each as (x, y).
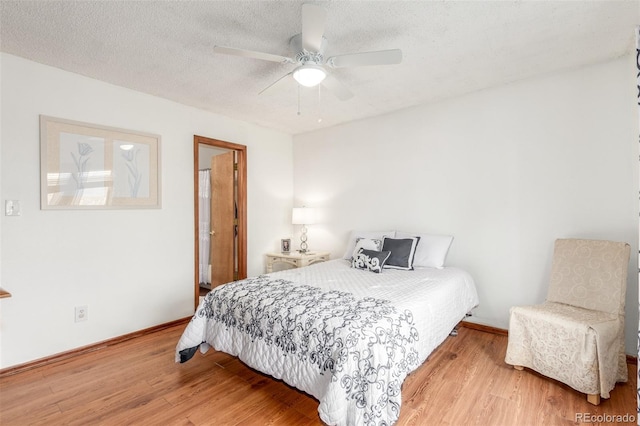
top-left (505, 302), bottom-right (627, 398)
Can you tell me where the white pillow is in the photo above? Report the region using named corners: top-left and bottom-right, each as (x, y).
top-left (351, 237), bottom-right (384, 259)
top-left (342, 230), bottom-right (396, 259)
top-left (395, 231), bottom-right (453, 268)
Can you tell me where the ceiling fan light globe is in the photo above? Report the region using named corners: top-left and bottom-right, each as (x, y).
top-left (293, 65), bottom-right (326, 87)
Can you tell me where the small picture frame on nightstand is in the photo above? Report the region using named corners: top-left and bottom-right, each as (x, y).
top-left (281, 238), bottom-right (291, 254)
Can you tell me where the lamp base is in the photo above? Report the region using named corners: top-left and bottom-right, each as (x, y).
top-left (299, 225), bottom-right (309, 253)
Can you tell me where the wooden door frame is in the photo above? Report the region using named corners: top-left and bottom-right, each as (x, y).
top-left (193, 135), bottom-right (247, 309)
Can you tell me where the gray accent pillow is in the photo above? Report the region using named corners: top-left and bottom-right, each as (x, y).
top-left (381, 237), bottom-right (421, 270)
top-left (351, 248), bottom-right (392, 273)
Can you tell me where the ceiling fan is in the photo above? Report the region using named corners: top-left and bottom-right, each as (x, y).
top-left (213, 3), bottom-right (402, 101)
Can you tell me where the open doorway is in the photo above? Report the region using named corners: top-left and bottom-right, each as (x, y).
top-left (193, 135), bottom-right (247, 309)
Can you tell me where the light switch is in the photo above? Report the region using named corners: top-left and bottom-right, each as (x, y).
top-left (5, 200), bottom-right (21, 216)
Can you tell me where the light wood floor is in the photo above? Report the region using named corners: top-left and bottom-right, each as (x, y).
top-left (0, 323), bottom-right (636, 425)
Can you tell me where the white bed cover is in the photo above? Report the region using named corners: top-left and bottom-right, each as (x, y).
top-left (176, 259), bottom-right (479, 425)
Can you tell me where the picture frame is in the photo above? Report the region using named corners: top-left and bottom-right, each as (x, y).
top-left (40, 115), bottom-right (161, 209)
top-left (281, 238), bottom-right (291, 254)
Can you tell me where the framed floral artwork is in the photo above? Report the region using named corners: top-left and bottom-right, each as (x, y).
top-left (40, 115), bottom-right (161, 209)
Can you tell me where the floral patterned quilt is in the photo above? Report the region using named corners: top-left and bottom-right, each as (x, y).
top-left (176, 275), bottom-right (420, 426)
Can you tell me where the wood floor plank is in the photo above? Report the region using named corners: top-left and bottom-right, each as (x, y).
top-left (260, 408), bottom-right (323, 426)
top-left (0, 400), bottom-right (62, 425)
top-left (0, 324), bottom-right (636, 426)
top-left (62, 380), bottom-right (159, 425)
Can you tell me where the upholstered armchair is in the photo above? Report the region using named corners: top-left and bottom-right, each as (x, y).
top-left (505, 238), bottom-right (630, 405)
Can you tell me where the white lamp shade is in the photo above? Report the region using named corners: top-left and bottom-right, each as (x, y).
top-left (292, 64), bottom-right (326, 87)
top-left (292, 207), bottom-right (316, 225)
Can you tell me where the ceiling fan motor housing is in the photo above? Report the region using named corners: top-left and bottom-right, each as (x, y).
top-left (290, 33), bottom-right (327, 66)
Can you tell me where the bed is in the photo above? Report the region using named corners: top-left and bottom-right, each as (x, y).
top-left (176, 233), bottom-right (479, 426)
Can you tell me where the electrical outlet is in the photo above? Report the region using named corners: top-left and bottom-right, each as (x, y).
top-left (75, 306), bottom-right (88, 322)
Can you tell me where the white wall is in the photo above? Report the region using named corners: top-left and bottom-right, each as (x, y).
top-left (0, 53), bottom-right (293, 368)
top-left (293, 54), bottom-right (639, 354)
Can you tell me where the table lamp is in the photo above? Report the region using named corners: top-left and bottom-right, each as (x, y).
top-left (292, 207), bottom-right (316, 253)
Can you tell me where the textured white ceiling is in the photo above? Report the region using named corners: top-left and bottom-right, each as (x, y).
top-left (1, 1), bottom-right (638, 135)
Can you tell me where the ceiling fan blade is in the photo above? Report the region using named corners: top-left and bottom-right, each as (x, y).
top-left (301, 4), bottom-right (327, 52)
top-left (321, 74), bottom-right (353, 101)
top-left (213, 45), bottom-right (294, 64)
top-left (327, 49), bottom-right (402, 68)
top-left (259, 72), bottom-right (293, 95)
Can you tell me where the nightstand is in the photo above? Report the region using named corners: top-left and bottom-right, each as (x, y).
top-left (265, 251), bottom-right (330, 273)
